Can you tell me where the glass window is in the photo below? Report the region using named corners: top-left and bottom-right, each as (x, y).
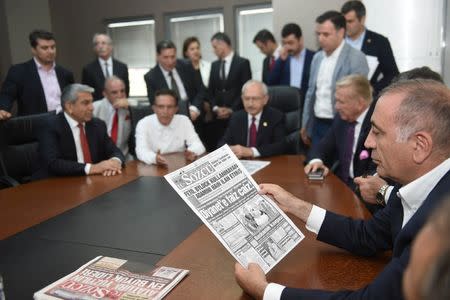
top-left (168, 12), bottom-right (224, 63)
top-left (236, 5), bottom-right (273, 81)
top-left (108, 19), bottom-right (156, 97)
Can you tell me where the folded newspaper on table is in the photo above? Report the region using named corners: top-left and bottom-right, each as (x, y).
top-left (165, 145), bottom-right (305, 273)
top-left (34, 256), bottom-right (189, 300)
top-left (239, 159), bottom-right (271, 175)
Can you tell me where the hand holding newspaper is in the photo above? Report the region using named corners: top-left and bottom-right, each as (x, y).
top-left (165, 145), bottom-right (304, 273)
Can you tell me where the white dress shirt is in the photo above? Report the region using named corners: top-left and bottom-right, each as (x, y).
top-left (289, 48), bottom-right (306, 88)
top-left (247, 112), bottom-right (262, 158)
top-left (63, 112), bottom-right (92, 174)
top-left (135, 114), bottom-right (205, 165)
top-left (98, 57), bottom-right (113, 78)
top-left (263, 157), bottom-right (450, 300)
top-left (314, 40), bottom-right (345, 119)
top-left (345, 30), bottom-right (366, 51)
top-left (34, 58), bottom-right (62, 113)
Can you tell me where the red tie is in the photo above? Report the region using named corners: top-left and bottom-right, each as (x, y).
top-left (249, 117), bottom-right (257, 147)
top-left (269, 56), bottom-right (275, 71)
top-left (78, 123), bottom-right (92, 163)
top-left (111, 109), bottom-right (119, 144)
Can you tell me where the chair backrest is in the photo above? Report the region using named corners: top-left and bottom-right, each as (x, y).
top-left (129, 104), bottom-right (154, 131)
top-left (0, 112), bottom-right (55, 184)
top-left (267, 86), bottom-right (304, 154)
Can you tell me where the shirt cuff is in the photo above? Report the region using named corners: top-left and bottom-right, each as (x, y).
top-left (111, 157), bottom-right (123, 164)
top-left (384, 186), bottom-right (394, 204)
top-left (251, 147), bottom-right (260, 158)
top-left (305, 205), bottom-right (326, 234)
top-left (189, 105), bottom-right (200, 114)
top-left (212, 106), bottom-right (219, 112)
top-left (85, 163), bottom-right (91, 175)
top-left (307, 158), bottom-right (323, 165)
top-left (263, 283), bottom-right (285, 300)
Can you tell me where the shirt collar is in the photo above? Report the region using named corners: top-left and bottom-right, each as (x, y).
top-left (292, 48), bottom-right (305, 60)
top-left (64, 111), bottom-right (82, 128)
top-left (247, 110), bottom-right (263, 124)
top-left (159, 64), bottom-right (176, 77)
top-left (345, 29), bottom-right (366, 48)
top-left (327, 39), bottom-right (345, 58)
top-left (223, 51), bottom-right (234, 63)
top-left (102, 97), bottom-right (116, 113)
top-left (154, 114), bottom-right (176, 130)
top-left (356, 107), bottom-right (369, 125)
top-left (33, 57), bottom-right (56, 70)
top-left (399, 158), bottom-right (450, 212)
top-left (98, 56), bottom-right (112, 66)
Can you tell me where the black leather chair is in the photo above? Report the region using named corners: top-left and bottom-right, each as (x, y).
top-left (267, 86), bottom-right (305, 154)
top-left (129, 104), bottom-right (153, 132)
top-left (0, 112), bottom-right (55, 187)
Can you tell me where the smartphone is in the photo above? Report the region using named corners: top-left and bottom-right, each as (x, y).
top-left (308, 168), bottom-right (324, 181)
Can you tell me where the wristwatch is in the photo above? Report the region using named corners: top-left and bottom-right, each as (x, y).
top-left (376, 184), bottom-right (389, 206)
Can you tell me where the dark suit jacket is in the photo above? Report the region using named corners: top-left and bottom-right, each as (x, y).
top-left (144, 60), bottom-right (205, 113)
top-left (267, 49), bottom-right (315, 95)
top-left (208, 54), bottom-right (252, 112)
top-left (361, 29), bottom-right (399, 95)
top-left (281, 170), bottom-right (450, 300)
top-left (81, 58), bottom-right (129, 100)
top-left (0, 59), bottom-right (74, 115)
top-left (307, 104), bottom-right (376, 185)
top-left (34, 113), bottom-right (125, 179)
top-left (218, 106), bottom-right (286, 157)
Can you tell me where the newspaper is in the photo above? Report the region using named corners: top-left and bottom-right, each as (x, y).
top-left (34, 256), bottom-right (189, 300)
top-left (165, 145), bottom-right (304, 273)
top-left (240, 159), bottom-right (271, 175)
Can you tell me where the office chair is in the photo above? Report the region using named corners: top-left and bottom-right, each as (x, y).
top-left (267, 86), bottom-right (305, 154)
top-left (129, 103), bottom-right (153, 131)
top-left (0, 112), bottom-right (55, 186)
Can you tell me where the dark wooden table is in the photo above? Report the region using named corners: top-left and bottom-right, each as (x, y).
top-left (0, 154), bottom-right (389, 299)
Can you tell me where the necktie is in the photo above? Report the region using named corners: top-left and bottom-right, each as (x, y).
top-left (220, 60), bottom-right (226, 81)
top-left (340, 122), bottom-right (356, 181)
top-left (168, 71), bottom-right (180, 99)
top-left (110, 109), bottom-right (119, 144)
top-left (269, 56), bottom-right (275, 71)
top-left (248, 117), bottom-right (257, 147)
top-left (104, 62), bottom-right (110, 78)
top-left (78, 123), bottom-right (92, 163)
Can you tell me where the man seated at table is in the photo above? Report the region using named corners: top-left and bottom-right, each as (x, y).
top-left (93, 76), bottom-right (132, 160)
top-left (234, 79), bottom-right (450, 299)
top-left (304, 74), bottom-right (376, 189)
top-left (403, 196), bottom-right (450, 300)
top-left (135, 89), bottom-right (205, 166)
top-left (34, 84), bottom-right (125, 179)
top-left (218, 80), bottom-right (286, 159)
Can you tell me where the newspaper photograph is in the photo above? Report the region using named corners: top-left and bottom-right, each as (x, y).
top-left (34, 256), bottom-right (189, 300)
top-left (164, 145), bottom-right (304, 273)
top-left (240, 159), bottom-right (271, 175)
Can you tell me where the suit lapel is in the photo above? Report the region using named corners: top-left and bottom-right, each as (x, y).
top-left (156, 66), bottom-right (169, 89)
top-left (85, 121), bottom-right (98, 162)
top-left (332, 44), bottom-right (348, 84)
top-left (94, 60), bottom-right (105, 80)
top-left (59, 114), bottom-right (78, 161)
top-left (256, 108), bottom-right (269, 145)
top-left (28, 60), bottom-right (47, 111)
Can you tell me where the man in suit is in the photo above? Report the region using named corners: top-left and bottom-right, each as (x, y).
top-left (266, 23), bottom-right (315, 97)
top-left (34, 84), bottom-right (125, 179)
top-left (301, 11), bottom-right (369, 147)
top-left (81, 33), bottom-right (129, 101)
top-left (144, 40), bottom-right (205, 121)
top-left (206, 32), bottom-right (252, 151)
top-left (219, 80), bottom-right (286, 158)
top-left (235, 79), bottom-right (450, 299)
top-left (305, 75), bottom-right (376, 190)
top-left (341, 1), bottom-right (399, 96)
top-left (0, 30), bottom-right (74, 120)
top-left (403, 196), bottom-right (450, 300)
top-left (252, 29), bottom-right (282, 85)
top-left (93, 76), bottom-right (132, 160)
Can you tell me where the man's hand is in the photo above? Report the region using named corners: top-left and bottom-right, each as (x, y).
top-left (279, 46), bottom-right (289, 61)
top-left (184, 150), bottom-right (197, 162)
top-left (156, 150), bottom-right (168, 167)
top-left (216, 107), bottom-right (232, 119)
top-left (235, 263), bottom-right (268, 300)
top-left (300, 128), bottom-right (311, 146)
top-left (0, 110), bottom-right (12, 120)
top-left (230, 145), bottom-right (253, 158)
top-left (354, 175), bottom-right (387, 204)
top-left (189, 110), bottom-right (200, 122)
top-left (304, 161), bottom-right (329, 176)
top-left (90, 159), bottom-right (122, 176)
top-left (112, 98), bottom-right (129, 109)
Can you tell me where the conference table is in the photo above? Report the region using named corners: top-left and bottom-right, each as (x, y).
top-left (0, 154), bottom-right (390, 299)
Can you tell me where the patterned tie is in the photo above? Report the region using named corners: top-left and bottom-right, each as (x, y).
top-left (110, 109), bottom-right (119, 144)
top-left (340, 121), bottom-right (356, 181)
top-left (248, 117), bottom-right (257, 147)
top-left (104, 62), bottom-right (110, 78)
top-left (168, 71), bottom-right (180, 99)
top-left (78, 123), bottom-right (92, 163)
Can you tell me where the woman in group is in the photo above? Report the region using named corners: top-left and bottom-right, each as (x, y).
top-left (183, 36), bottom-right (211, 88)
